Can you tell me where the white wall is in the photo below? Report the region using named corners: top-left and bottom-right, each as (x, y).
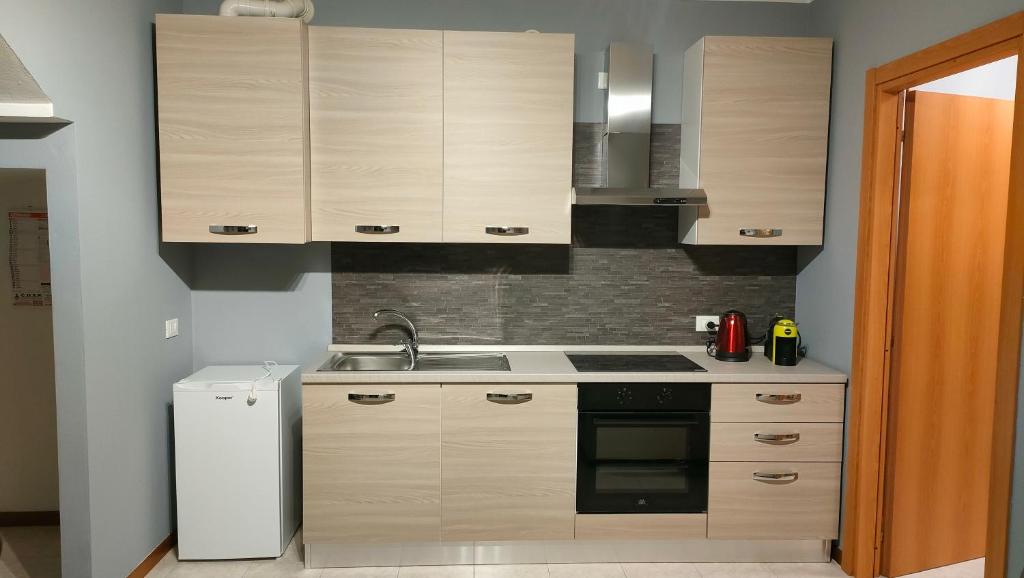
top-left (0, 169), bottom-right (58, 513)
top-left (916, 56), bottom-right (1017, 101)
top-left (0, 1), bottom-right (192, 576)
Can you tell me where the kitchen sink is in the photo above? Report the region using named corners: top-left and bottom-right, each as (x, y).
top-left (317, 351), bottom-right (511, 372)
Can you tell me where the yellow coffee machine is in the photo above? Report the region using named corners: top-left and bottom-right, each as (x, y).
top-left (764, 318), bottom-right (801, 366)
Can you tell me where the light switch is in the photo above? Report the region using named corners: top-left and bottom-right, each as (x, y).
top-left (165, 318), bottom-right (179, 339)
top-left (695, 315), bottom-right (719, 332)
top-left (597, 71), bottom-right (609, 90)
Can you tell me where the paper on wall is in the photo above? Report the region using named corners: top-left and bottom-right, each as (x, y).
top-left (8, 211), bottom-right (50, 307)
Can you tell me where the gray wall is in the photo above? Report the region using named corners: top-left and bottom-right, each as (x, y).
top-left (0, 1), bottom-right (193, 577)
top-left (802, 0), bottom-right (1023, 558)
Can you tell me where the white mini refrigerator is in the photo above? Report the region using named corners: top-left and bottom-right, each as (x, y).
top-left (173, 364), bottom-right (301, 560)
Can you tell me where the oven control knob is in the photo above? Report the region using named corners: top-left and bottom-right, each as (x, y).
top-left (656, 387), bottom-right (673, 405)
top-left (616, 387), bottom-right (633, 405)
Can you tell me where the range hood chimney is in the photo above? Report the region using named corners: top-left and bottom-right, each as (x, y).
top-left (0, 34), bottom-right (69, 139)
top-left (574, 43), bottom-right (706, 206)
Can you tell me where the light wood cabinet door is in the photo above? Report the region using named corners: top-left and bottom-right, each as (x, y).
top-left (309, 27), bottom-right (443, 242)
top-left (711, 383), bottom-right (845, 423)
top-left (443, 31), bottom-right (574, 244)
top-left (575, 514), bottom-right (707, 540)
top-left (441, 383), bottom-right (576, 541)
top-left (156, 15), bottom-right (309, 243)
top-left (708, 461), bottom-right (840, 539)
top-left (303, 384), bottom-right (441, 544)
top-left (680, 36), bottom-right (833, 246)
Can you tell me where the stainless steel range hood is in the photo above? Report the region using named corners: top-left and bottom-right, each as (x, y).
top-left (0, 34), bottom-right (69, 139)
top-left (574, 43), bottom-right (706, 207)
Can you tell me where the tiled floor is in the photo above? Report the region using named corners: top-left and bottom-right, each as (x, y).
top-left (892, 558), bottom-right (984, 578)
top-left (0, 526), bottom-right (61, 578)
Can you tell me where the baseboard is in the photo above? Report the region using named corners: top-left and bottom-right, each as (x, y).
top-left (0, 511), bottom-right (59, 527)
top-left (127, 533), bottom-right (175, 578)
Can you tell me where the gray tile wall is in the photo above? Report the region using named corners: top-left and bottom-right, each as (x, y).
top-left (332, 123), bottom-right (797, 345)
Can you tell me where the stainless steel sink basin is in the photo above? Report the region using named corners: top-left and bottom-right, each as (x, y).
top-left (318, 351), bottom-right (510, 372)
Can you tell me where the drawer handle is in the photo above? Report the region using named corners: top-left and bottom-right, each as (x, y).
top-left (486, 392), bottom-right (533, 404)
top-left (740, 228), bottom-right (782, 238)
top-left (754, 432), bottom-right (801, 444)
top-left (355, 225), bottom-right (400, 235)
top-left (485, 226), bottom-right (529, 236)
top-left (756, 393), bottom-right (802, 404)
top-left (210, 225), bottom-right (257, 235)
top-left (753, 471), bottom-right (799, 483)
top-left (348, 392), bottom-right (396, 404)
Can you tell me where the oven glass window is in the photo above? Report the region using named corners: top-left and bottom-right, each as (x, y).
top-left (593, 419), bottom-right (697, 461)
top-left (594, 464), bottom-right (692, 493)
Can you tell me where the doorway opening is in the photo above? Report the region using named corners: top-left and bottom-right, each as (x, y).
top-left (843, 12), bottom-right (1024, 578)
top-left (0, 168), bottom-right (61, 577)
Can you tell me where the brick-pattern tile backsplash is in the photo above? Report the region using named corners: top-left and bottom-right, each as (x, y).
top-left (332, 123), bottom-right (796, 345)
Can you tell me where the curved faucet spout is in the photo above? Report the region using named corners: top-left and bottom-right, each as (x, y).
top-left (373, 309), bottom-right (419, 366)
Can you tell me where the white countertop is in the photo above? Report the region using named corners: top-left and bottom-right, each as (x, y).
top-left (301, 345), bottom-right (847, 385)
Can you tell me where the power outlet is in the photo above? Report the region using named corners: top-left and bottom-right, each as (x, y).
top-left (695, 315), bottom-right (719, 333)
top-left (165, 318), bottom-right (179, 339)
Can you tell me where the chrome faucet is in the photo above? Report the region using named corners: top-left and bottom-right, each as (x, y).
top-left (373, 309), bottom-right (419, 369)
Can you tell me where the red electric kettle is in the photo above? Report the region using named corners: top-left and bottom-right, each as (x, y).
top-left (712, 310), bottom-right (751, 362)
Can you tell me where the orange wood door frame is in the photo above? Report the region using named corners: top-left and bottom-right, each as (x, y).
top-left (843, 12), bottom-right (1024, 578)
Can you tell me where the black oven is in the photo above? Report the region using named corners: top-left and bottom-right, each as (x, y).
top-left (577, 383), bottom-right (711, 514)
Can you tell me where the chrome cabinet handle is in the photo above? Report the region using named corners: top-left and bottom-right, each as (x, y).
top-left (754, 432), bottom-right (801, 443)
top-left (753, 471), bottom-right (799, 482)
top-left (740, 228), bottom-right (783, 238)
top-left (355, 225), bottom-right (400, 235)
top-left (348, 392), bottom-right (396, 403)
top-left (486, 392), bottom-right (533, 404)
top-left (210, 225), bottom-right (257, 235)
top-left (485, 226), bottom-right (529, 236)
top-left (756, 393), bottom-right (802, 404)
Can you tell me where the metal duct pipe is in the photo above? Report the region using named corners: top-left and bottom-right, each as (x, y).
top-left (218, 0), bottom-right (314, 23)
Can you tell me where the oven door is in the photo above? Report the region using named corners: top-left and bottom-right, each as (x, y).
top-left (577, 412), bottom-right (709, 514)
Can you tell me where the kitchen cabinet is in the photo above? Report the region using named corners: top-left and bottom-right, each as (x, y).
top-left (710, 383), bottom-right (845, 423)
top-left (679, 36), bottom-right (833, 246)
top-left (441, 383), bottom-right (576, 541)
top-left (309, 27), bottom-right (444, 242)
top-left (302, 384), bottom-right (441, 543)
top-left (574, 514), bottom-right (707, 540)
top-left (155, 15), bottom-right (310, 243)
top-left (442, 31), bottom-right (575, 244)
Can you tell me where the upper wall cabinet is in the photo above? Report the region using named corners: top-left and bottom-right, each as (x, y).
top-left (309, 27), bottom-right (444, 242)
top-left (155, 15), bottom-right (310, 243)
top-left (679, 36), bottom-right (833, 246)
top-left (443, 31), bottom-right (575, 244)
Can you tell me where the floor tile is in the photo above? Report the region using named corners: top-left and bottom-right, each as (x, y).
top-left (245, 549), bottom-right (322, 577)
top-left (396, 566), bottom-right (473, 578)
top-left (693, 563), bottom-right (774, 578)
top-left (622, 563), bottom-right (702, 578)
top-left (900, 558), bottom-right (985, 578)
top-left (167, 559), bottom-right (253, 577)
top-left (320, 568), bottom-right (399, 578)
top-left (548, 563), bottom-right (626, 578)
top-left (147, 550), bottom-right (180, 578)
top-left (475, 565), bottom-right (550, 578)
top-left (764, 562), bottom-right (847, 577)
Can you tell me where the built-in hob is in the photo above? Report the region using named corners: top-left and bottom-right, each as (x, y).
top-left (566, 353), bottom-right (707, 373)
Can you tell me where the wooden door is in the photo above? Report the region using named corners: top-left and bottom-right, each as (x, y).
top-left (309, 27), bottom-right (444, 242)
top-left (442, 31), bottom-right (574, 244)
top-left (881, 91), bottom-right (1015, 577)
top-left (682, 36), bottom-right (833, 246)
top-left (303, 384), bottom-right (441, 544)
top-left (155, 15), bottom-right (309, 243)
top-left (441, 383), bottom-right (576, 541)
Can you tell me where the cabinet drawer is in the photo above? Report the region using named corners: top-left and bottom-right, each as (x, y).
top-left (575, 514), bottom-right (707, 540)
top-left (442, 383), bottom-right (577, 541)
top-left (708, 462), bottom-right (840, 540)
top-left (710, 423), bottom-right (843, 462)
top-left (303, 384), bottom-right (441, 543)
top-left (711, 383), bottom-right (844, 423)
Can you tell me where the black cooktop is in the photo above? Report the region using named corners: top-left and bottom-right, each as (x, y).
top-left (566, 353), bottom-right (707, 373)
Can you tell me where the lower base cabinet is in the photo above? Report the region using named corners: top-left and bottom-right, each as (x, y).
top-left (707, 461), bottom-right (841, 540)
top-left (575, 514), bottom-right (708, 540)
top-left (441, 383), bottom-right (577, 541)
top-left (303, 384), bottom-right (442, 543)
